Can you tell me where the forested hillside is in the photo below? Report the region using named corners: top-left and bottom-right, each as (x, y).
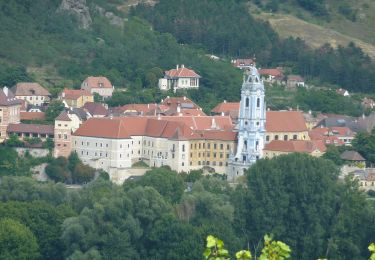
top-left (0, 0), bottom-right (374, 113)
top-left (134, 0), bottom-right (375, 93)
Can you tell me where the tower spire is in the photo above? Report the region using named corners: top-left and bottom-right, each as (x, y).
top-left (227, 63), bottom-right (266, 181)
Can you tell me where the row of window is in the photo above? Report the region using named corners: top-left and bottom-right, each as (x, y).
top-left (190, 152), bottom-right (229, 159)
top-left (190, 143), bottom-right (231, 150)
top-left (195, 161), bottom-right (228, 166)
top-left (22, 96), bottom-right (45, 101)
top-left (266, 134), bottom-right (299, 142)
top-left (15, 132), bottom-right (53, 138)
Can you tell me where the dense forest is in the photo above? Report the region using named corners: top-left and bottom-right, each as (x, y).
top-left (0, 153), bottom-right (374, 259)
top-left (134, 0), bottom-right (375, 93)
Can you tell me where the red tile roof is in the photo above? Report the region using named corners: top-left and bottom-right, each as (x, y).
top-left (7, 123), bottom-right (54, 135)
top-left (0, 87), bottom-right (23, 106)
top-left (120, 103), bottom-right (168, 115)
top-left (211, 102), bottom-right (240, 114)
top-left (12, 82), bottom-right (51, 96)
top-left (83, 102), bottom-right (108, 116)
top-left (258, 68), bottom-right (283, 77)
top-left (266, 111), bottom-right (308, 132)
top-left (211, 103), bottom-right (308, 132)
top-left (265, 140), bottom-right (326, 153)
top-left (61, 89), bottom-right (93, 100)
top-left (74, 118), bottom-right (133, 139)
top-left (73, 116), bottom-right (236, 141)
top-left (83, 76), bottom-right (113, 89)
top-left (162, 96), bottom-right (200, 109)
top-left (20, 112), bottom-right (46, 121)
top-left (287, 75), bottom-right (304, 82)
top-left (155, 116), bottom-right (234, 131)
top-left (165, 66), bottom-right (201, 78)
top-left (55, 111), bottom-right (72, 121)
top-left (232, 59), bottom-right (254, 67)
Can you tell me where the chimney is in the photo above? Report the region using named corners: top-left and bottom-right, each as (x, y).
top-left (3, 86), bottom-right (8, 97)
top-left (308, 110), bottom-right (312, 115)
top-left (181, 64), bottom-right (185, 68)
top-left (183, 96), bottom-right (186, 100)
top-left (211, 118), bottom-right (217, 129)
top-left (157, 113), bottom-right (161, 120)
top-left (147, 104), bottom-right (149, 108)
top-left (177, 103), bottom-right (181, 113)
top-left (176, 65), bottom-right (179, 69)
top-left (221, 112), bottom-right (225, 116)
top-left (224, 100), bottom-right (227, 103)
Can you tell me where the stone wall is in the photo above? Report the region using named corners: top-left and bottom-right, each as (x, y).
top-left (15, 147), bottom-right (50, 158)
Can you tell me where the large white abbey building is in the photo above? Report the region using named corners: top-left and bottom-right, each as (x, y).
top-left (228, 65), bottom-right (266, 181)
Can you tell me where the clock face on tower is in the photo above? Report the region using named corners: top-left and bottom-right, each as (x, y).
top-left (245, 90), bottom-right (250, 95)
top-left (256, 89), bottom-right (261, 96)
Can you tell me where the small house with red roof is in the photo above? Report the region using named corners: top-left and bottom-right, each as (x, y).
top-left (59, 89), bottom-right (94, 108)
top-left (258, 68), bottom-right (284, 83)
top-left (81, 76), bottom-right (114, 98)
top-left (231, 58), bottom-right (255, 70)
top-left (287, 75), bottom-right (305, 90)
top-left (159, 65), bottom-right (201, 92)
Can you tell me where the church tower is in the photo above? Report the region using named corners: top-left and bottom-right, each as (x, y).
top-left (228, 64), bottom-right (266, 181)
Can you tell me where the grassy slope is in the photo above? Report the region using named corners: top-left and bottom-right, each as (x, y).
top-left (249, 0), bottom-right (375, 59)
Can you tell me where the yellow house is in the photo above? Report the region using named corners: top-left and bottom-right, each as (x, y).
top-left (59, 89), bottom-right (94, 108)
top-left (265, 111), bottom-right (310, 143)
top-left (189, 131), bottom-right (237, 174)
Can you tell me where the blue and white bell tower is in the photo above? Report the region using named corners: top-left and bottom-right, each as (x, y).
top-left (228, 64), bottom-right (266, 181)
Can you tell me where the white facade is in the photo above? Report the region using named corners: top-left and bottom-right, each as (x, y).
top-left (73, 136), bottom-right (133, 170)
top-left (18, 95), bottom-right (50, 106)
top-left (88, 87), bottom-right (114, 98)
top-left (72, 135), bottom-right (191, 173)
top-left (158, 78), bottom-right (168, 91)
top-left (228, 65), bottom-right (266, 181)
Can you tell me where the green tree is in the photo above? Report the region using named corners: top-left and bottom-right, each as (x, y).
top-left (5, 134), bottom-right (24, 147)
top-left (322, 145), bottom-right (343, 165)
top-left (125, 167), bottom-right (185, 203)
top-left (0, 201), bottom-right (75, 259)
top-left (236, 153), bottom-right (372, 259)
top-left (46, 100), bottom-right (65, 122)
top-left (0, 218), bottom-right (39, 260)
top-left (45, 156), bottom-right (70, 183)
top-left (72, 163), bottom-right (95, 184)
top-left (0, 147), bottom-right (19, 176)
top-left (352, 129), bottom-right (375, 163)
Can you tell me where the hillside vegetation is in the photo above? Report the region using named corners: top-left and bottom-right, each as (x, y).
top-left (0, 0), bottom-right (375, 112)
top-left (253, 13), bottom-right (375, 60)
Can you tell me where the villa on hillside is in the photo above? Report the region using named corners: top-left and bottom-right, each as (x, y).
top-left (158, 65), bottom-right (201, 92)
top-left (81, 76), bottom-right (114, 98)
top-left (11, 82), bottom-right (51, 107)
